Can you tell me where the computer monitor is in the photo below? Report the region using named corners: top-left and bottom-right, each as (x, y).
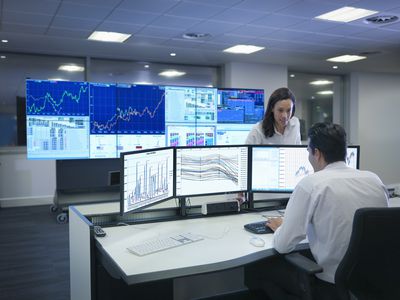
top-left (175, 145), bottom-right (248, 197)
top-left (251, 145), bottom-right (360, 193)
top-left (121, 147), bottom-right (174, 214)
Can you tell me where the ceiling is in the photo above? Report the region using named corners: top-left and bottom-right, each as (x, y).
top-left (1, 0), bottom-right (400, 74)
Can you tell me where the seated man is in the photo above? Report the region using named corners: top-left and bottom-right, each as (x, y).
top-left (246, 122), bottom-right (389, 300)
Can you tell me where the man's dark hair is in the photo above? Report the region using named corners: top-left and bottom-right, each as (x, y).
top-left (308, 123), bottom-right (347, 163)
top-left (262, 87), bottom-right (296, 137)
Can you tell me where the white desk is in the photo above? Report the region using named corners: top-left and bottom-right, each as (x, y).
top-left (95, 211), bottom-right (287, 286)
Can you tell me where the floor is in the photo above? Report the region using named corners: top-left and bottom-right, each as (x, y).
top-left (0, 205), bottom-right (69, 300)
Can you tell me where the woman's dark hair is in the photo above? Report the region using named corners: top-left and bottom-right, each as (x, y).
top-left (262, 87), bottom-right (296, 137)
top-left (308, 122), bottom-right (347, 163)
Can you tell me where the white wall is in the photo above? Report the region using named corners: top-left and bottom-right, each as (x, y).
top-left (222, 62), bottom-right (288, 95)
top-left (0, 147), bottom-right (55, 207)
top-left (348, 72), bottom-right (400, 184)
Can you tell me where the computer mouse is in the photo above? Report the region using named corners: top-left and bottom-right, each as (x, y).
top-left (249, 236), bottom-right (265, 247)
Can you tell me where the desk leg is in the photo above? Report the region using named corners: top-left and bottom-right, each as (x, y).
top-left (95, 264), bottom-right (173, 300)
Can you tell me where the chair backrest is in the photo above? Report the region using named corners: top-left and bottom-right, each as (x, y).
top-left (335, 207), bottom-right (400, 300)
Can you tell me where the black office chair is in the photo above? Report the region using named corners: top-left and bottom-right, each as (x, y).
top-left (285, 207), bottom-right (400, 300)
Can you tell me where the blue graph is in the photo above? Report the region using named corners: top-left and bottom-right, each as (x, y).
top-left (26, 80), bottom-right (89, 116)
top-left (90, 84), bottom-right (165, 134)
top-left (116, 85), bottom-right (165, 134)
top-left (90, 83), bottom-right (118, 134)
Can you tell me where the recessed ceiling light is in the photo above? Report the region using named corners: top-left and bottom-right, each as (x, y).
top-left (315, 6), bottom-right (378, 23)
top-left (0, 55), bottom-right (6, 59)
top-left (1, 39), bottom-right (8, 43)
top-left (144, 64), bottom-right (150, 69)
top-left (134, 81), bottom-right (153, 85)
top-left (182, 32), bottom-right (211, 40)
top-left (88, 31), bottom-right (131, 43)
top-left (332, 65), bottom-right (338, 69)
top-left (170, 53), bottom-right (176, 57)
top-left (223, 45), bottom-right (265, 54)
top-left (158, 70), bottom-right (186, 77)
top-left (327, 55), bottom-right (366, 63)
top-left (58, 65), bottom-right (85, 72)
top-left (317, 90), bottom-right (334, 95)
top-left (290, 74), bottom-right (295, 78)
top-left (48, 78), bottom-right (67, 81)
top-left (310, 80), bottom-right (333, 85)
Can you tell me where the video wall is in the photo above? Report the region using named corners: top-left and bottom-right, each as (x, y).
top-left (26, 80), bottom-right (264, 160)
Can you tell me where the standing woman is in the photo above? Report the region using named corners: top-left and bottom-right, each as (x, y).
top-left (246, 87), bottom-right (301, 145)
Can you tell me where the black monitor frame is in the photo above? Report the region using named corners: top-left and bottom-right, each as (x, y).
top-left (120, 146), bottom-right (175, 215)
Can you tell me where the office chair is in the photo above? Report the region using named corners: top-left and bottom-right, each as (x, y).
top-left (285, 207), bottom-right (400, 300)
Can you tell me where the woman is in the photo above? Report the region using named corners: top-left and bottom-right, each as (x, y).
top-left (246, 87), bottom-right (301, 145)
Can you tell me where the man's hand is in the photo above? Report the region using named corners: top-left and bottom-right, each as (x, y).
top-left (266, 217), bottom-right (283, 232)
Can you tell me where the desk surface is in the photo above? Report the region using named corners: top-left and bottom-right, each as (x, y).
top-left (95, 211), bottom-right (290, 285)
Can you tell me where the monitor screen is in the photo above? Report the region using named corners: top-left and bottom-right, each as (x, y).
top-left (121, 147), bottom-right (174, 214)
top-left (251, 145), bottom-right (360, 193)
top-left (175, 145), bottom-right (248, 197)
top-left (217, 88), bottom-right (264, 124)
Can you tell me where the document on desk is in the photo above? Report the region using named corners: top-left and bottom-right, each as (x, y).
top-left (127, 232), bottom-right (204, 256)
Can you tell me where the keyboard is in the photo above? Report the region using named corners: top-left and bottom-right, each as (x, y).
top-left (127, 232), bottom-right (204, 256)
top-left (244, 221), bottom-right (274, 234)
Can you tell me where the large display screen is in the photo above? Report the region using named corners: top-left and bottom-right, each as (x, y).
top-left (26, 80), bottom-right (264, 160)
top-left (121, 147), bottom-right (174, 214)
top-left (175, 146), bottom-right (248, 197)
top-left (251, 145), bottom-right (360, 193)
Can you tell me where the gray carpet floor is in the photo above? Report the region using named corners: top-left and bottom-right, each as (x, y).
top-left (0, 205), bottom-right (69, 300)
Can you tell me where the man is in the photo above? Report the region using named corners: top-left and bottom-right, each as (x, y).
top-left (246, 123), bottom-right (389, 299)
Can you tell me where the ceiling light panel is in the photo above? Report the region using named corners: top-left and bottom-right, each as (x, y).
top-left (88, 31), bottom-right (131, 43)
top-left (223, 45), bottom-right (265, 54)
top-left (158, 70), bottom-right (186, 77)
top-left (327, 55), bottom-right (366, 63)
top-left (315, 6), bottom-right (378, 23)
top-left (310, 80), bottom-right (333, 85)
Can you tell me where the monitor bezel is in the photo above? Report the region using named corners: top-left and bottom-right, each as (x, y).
top-left (174, 144), bottom-right (250, 198)
top-left (120, 146), bottom-right (175, 215)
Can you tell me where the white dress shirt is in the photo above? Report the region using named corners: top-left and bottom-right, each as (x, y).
top-left (273, 162), bottom-right (389, 283)
top-left (245, 116), bottom-right (301, 145)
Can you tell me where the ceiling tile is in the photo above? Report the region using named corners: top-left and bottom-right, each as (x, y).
top-left (3, 0), bottom-right (60, 15)
top-left (165, 2), bottom-right (226, 19)
top-left (57, 2), bottom-right (111, 20)
top-left (188, 20), bottom-right (241, 36)
top-left (351, 0), bottom-right (400, 11)
top-left (227, 24), bottom-right (278, 38)
top-left (125, 35), bottom-right (169, 46)
top-left (320, 24), bottom-right (368, 36)
top-left (118, 0), bottom-right (179, 13)
top-left (136, 26), bottom-right (184, 38)
top-left (51, 16), bottom-right (100, 30)
top-left (234, 0), bottom-right (300, 13)
top-left (212, 8), bottom-right (267, 24)
top-left (185, 0), bottom-right (243, 7)
top-left (63, 0), bottom-right (121, 7)
top-left (1, 23), bottom-right (47, 34)
top-left (277, 0), bottom-right (342, 18)
top-left (250, 13), bottom-right (305, 28)
top-left (46, 27), bottom-right (92, 38)
top-left (96, 22), bottom-right (143, 34)
top-left (150, 15), bottom-right (202, 30)
top-left (208, 34), bottom-right (251, 44)
top-left (3, 11), bottom-right (54, 27)
top-left (286, 19), bottom-right (338, 33)
top-left (107, 9), bottom-right (159, 25)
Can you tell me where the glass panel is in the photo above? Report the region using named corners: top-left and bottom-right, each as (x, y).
top-left (288, 72), bottom-right (343, 141)
top-left (89, 58), bottom-right (218, 87)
